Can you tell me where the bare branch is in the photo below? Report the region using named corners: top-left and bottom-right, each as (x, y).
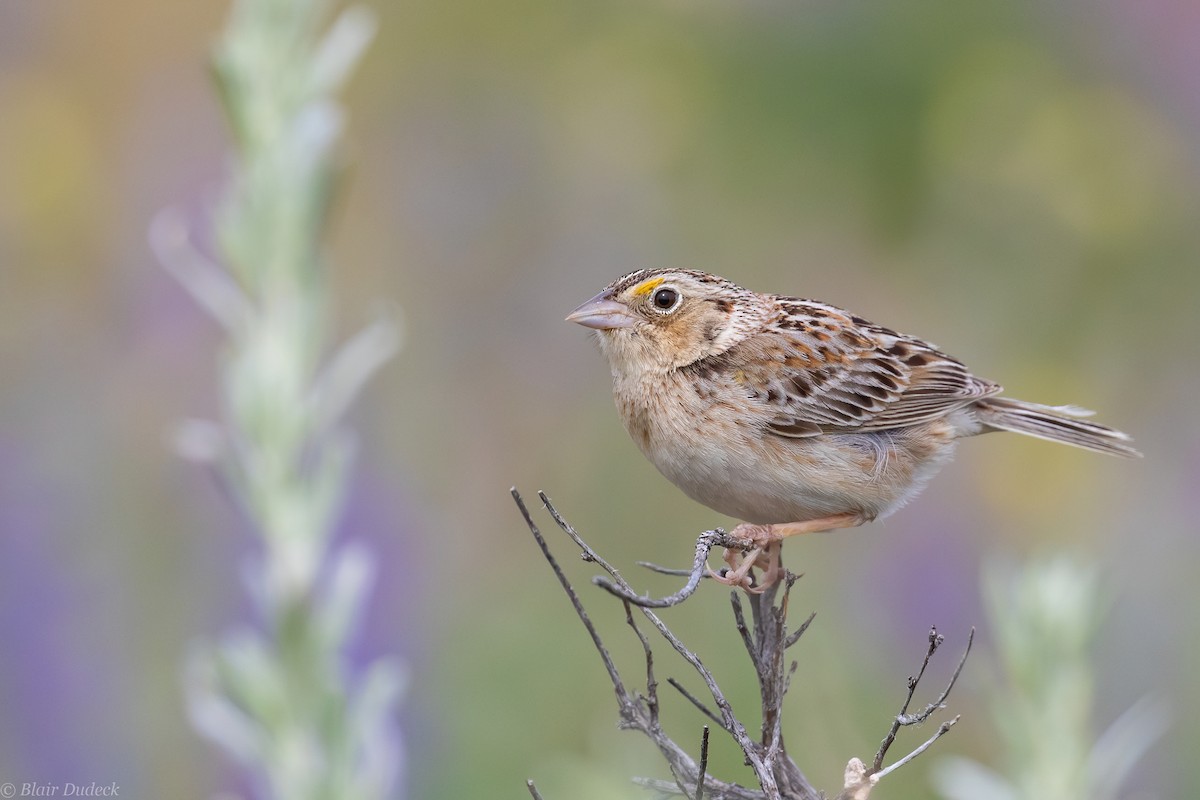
top-left (526, 779), bottom-right (545, 800)
top-left (637, 561), bottom-right (697, 577)
top-left (917, 628), bottom-right (974, 720)
top-left (515, 489), bottom-right (972, 800)
top-left (594, 529), bottom-right (733, 608)
top-left (784, 611), bottom-right (817, 650)
top-left (518, 489), bottom-right (780, 799)
top-left (623, 600), bottom-right (660, 721)
top-left (511, 489), bottom-right (628, 702)
top-left (730, 592), bottom-right (757, 659)
top-left (835, 628), bottom-right (974, 800)
top-left (873, 627), bottom-right (974, 772)
top-left (668, 677), bottom-right (729, 732)
top-left (537, 492), bottom-right (756, 609)
top-left (874, 716), bottom-right (960, 780)
top-left (873, 626), bottom-right (941, 772)
top-left (535, 493), bottom-right (753, 749)
top-left (525, 490), bottom-right (801, 797)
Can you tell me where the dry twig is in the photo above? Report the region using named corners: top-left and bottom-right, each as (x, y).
top-left (513, 488), bottom-right (971, 800)
top-left (835, 628), bottom-right (973, 800)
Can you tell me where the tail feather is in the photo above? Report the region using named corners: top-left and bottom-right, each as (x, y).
top-left (975, 397), bottom-right (1142, 458)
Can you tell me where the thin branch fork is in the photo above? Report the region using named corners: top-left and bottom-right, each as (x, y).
top-left (835, 626), bottom-right (974, 800)
top-left (872, 627), bottom-right (973, 774)
top-left (514, 488), bottom-right (972, 800)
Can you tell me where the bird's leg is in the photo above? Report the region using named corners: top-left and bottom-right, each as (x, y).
top-left (709, 513), bottom-right (866, 590)
top-left (736, 512), bottom-right (866, 543)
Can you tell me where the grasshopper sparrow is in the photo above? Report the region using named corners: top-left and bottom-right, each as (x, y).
top-left (567, 269), bottom-right (1140, 590)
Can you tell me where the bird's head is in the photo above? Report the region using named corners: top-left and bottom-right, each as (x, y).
top-left (566, 269), bottom-right (764, 375)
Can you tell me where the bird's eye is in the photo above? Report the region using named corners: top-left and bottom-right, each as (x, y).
top-left (652, 287), bottom-right (680, 312)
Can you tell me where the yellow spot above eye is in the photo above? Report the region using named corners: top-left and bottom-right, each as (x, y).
top-left (631, 277), bottom-right (666, 297)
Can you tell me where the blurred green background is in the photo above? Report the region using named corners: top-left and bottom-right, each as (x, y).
top-left (1, 0), bottom-right (1197, 798)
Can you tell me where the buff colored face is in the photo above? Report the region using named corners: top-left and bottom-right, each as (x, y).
top-left (566, 271), bottom-right (752, 373)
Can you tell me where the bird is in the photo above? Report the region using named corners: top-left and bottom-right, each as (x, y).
top-left (566, 269), bottom-right (1140, 591)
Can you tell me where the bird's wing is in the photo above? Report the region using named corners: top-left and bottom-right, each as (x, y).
top-left (687, 299), bottom-right (1001, 437)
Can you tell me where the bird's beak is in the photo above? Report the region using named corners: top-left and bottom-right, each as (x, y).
top-left (565, 291), bottom-right (639, 330)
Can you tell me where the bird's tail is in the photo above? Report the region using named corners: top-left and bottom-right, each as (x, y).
top-left (974, 397), bottom-right (1142, 458)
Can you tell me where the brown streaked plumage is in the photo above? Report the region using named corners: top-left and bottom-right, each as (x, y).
top-left (567, 269), bottom-right (1140, 590)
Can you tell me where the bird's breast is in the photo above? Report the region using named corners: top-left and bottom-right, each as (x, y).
top-left (611, 371), bottom-right (791, 517)
top-left (609, 372), bottom-right (962, 524)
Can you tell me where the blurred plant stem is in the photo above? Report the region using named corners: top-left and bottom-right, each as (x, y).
top-left (933, 557), bottom-right (1167, 800)
top-left (160, 0), bottom-right (405, 797)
